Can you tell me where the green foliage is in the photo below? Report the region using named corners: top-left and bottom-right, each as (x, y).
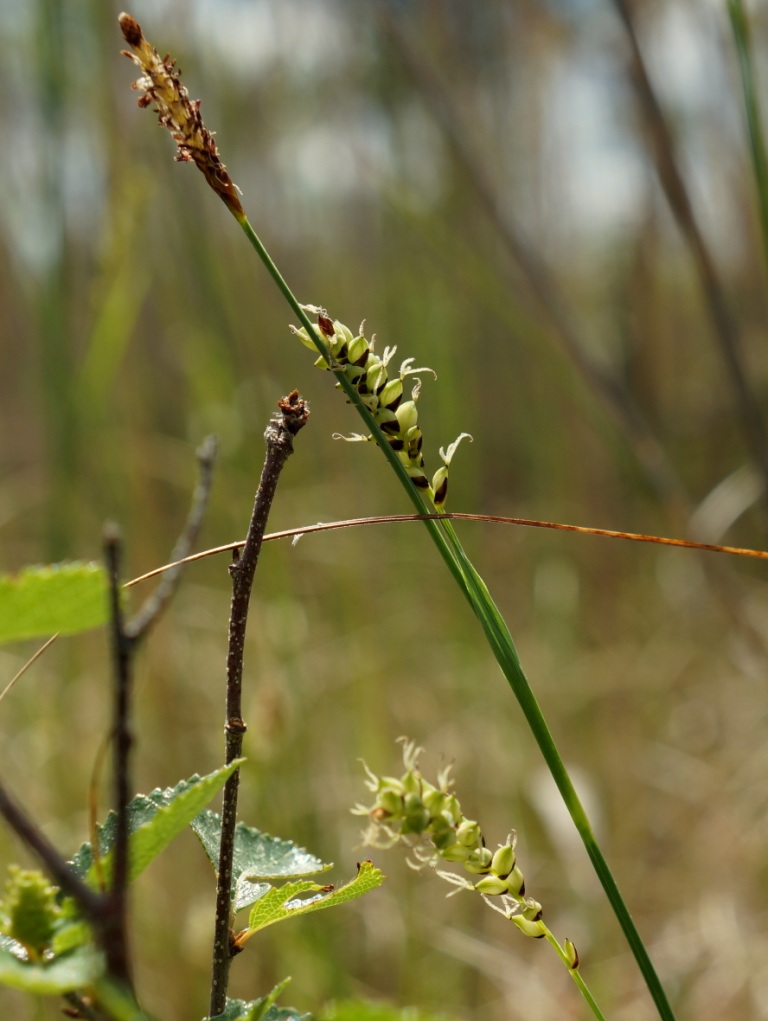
top-left (192, 812), bottom-right (382, 946)
top-left (241, 861), bottom-right (383, 945)
top-left (192, 811), bottom-right (330, 911)
top-left (0, 936), bottom-right (103, 995)
top-left (0, 867), bottom-right (63, 959)
top-left (0, 562), bottom-right (107, 644)
top-left (206, 980), bottom-right (309, 1021)
top-left (70, 762), bottom-right (243, 887)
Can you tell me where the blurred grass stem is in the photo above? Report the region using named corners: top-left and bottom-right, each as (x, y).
top-left (728, 0), bottom-right (768, 283)
top-left (613, 0), bottom-right (768, 515)
top-left (378, 7), bottom-right (684, 507)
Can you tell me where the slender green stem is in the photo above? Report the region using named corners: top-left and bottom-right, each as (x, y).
top-left (728, 0), bottom-right (768, 285)
top-left (542, 929), bottom-right (607, 1021)
top-left (234, 213), bottom-right (676, 1021)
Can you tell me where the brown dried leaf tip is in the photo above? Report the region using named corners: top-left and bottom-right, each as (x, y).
top-left (118, 12), bottom-right (244, 218)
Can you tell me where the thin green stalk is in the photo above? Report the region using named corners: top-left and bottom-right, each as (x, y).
top-left (728, 0), bottom-right (768, 284)
top-left (542, 929), bottom-right (607, 1021)
top-left (235, 212), bottom-right (676, 1021)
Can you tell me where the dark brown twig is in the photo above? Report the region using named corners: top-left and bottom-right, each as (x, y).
top-left (209, 391), bottom-right (310, 1019)
top-left (377, 7), bottom-right (684, 504)
top-left (0, 442), bottom-right (218, 1012)
top-left (102, 526), bottom-right (134, 990)
top-left (100, 440), bottom-right (218, 987)
top-left (0, 783), bottom-right (103, 920)
top-left (612, 0), bottom-right (768, 511)
top-left (126, 435), bottom-right (218, 641)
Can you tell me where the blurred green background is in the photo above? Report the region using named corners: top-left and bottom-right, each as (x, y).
top-left (2, 1), bottom-right (768, 1018)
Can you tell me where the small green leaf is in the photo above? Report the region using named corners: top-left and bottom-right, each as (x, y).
top-left (242, 861), bottom-right (383, 940)
top-left (70, 762), bottom-right (243, 887)
top-left (0, 563), bottom-right (108, 644)
top-left (191, 811), bottom-right (331, 911)
top-left (0, 939), bottom-right (103, 994)
top-left (0, 867), bottom-right (62, 958)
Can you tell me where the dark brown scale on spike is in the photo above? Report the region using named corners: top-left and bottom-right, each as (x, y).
top-left (382, 392), bottom-right (402, 412)
top-left (433, 476), bottom-right (448, 507)
top-left (410, 474), bottom-right (430, 489)
top-left (317, 314), bottom-right (335, 337)
top-left (388, 438), bottom-right (404, 451)
top-left (406, 436), bottom-right (423, 460)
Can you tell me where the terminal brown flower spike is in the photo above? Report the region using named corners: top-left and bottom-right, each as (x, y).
top-left (118, 12), bottom-right (244, 219)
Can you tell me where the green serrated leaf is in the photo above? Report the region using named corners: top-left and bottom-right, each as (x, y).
top-left (318, 1001), bottom-right (453, 1021)
top-left (208, 1001), bottom-right (311, 1021)
top-left (191, 811), bottom-right (331, 912)
top-left (0, 940), bottom-right (103, 994)
top-left (242, 861), bottom-right (383, 941)
top-left (70, 762), bottom-right (243, 888)
top-left (206, 979), bottom-right (305, 1021)
top-left (0, 562), bottom-right (108, 644)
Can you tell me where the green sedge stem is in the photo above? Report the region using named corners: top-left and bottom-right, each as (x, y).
top-left (728, 0), bottom-right (768, 285)
top-left (542, 929), bottom-right (607, 1021)
top-left (235, 214), bottom-right (473, 603)
top-left (234, 212), bottom-right (675, 1021)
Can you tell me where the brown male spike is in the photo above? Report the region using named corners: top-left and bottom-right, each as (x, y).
top-left (118, 12), bottom-right (244, 218)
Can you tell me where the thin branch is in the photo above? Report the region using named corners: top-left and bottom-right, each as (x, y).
top-left (209, 391), bottom-right (310, 1018)
top-left (377, 7), bottom-right (684, 505)
top-left (126, 435), bottom-right (217, 641)
top-left (102, 526), bottom-right (134, 991)
top-left (0, 634), bottom-right (59, 705)
top-left (0, 780), bottom-right (104, 920)
top-left (63, 991), bottom-right (110, 1021)
top-left (125, 513), bottom-right (768, 592)
top-left (611, 0), bottom-right (768, 511)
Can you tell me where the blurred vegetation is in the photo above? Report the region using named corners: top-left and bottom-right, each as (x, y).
top-left (2, 1), bottom-right (768, 1018)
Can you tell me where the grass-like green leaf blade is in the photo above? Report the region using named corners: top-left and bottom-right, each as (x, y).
top-left (0, 562), bottom-right (108, 644)
top-left (244, 860), bottom-right (383, 938)
top-left (191, 811), bottom-right (331, 912)
top-left (0, 938), bottom-right (103, 994)
top-left (70, 762), bottom-right (243, 887)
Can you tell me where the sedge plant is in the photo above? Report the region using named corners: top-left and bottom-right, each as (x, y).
top-left (116, 11), bottom-right (676, 1021)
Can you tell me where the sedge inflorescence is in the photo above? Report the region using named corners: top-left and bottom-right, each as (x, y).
top-left (291, 308), bottom-right (471, 509)
top-left (354, 739), bottom-right (560, 943)
top-left (118, 12), bottom-right (244, 218)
